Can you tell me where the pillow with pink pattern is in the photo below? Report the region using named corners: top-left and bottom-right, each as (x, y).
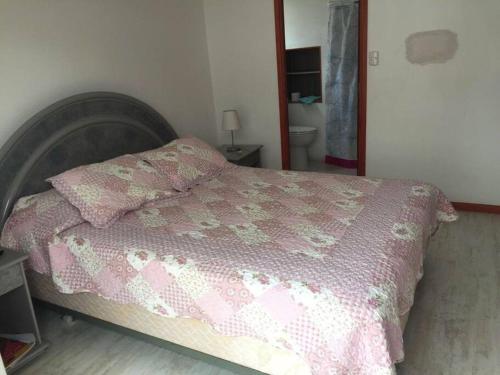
top-left (138, 137), bottom-right (229, 192)
top-left (0, 189), bottom-right (85, 274)
top-left (47, 154), bottom-right (180, 228)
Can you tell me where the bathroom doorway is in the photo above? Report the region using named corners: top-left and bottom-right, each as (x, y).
top-left (274, 0), bottom-right (367, 176)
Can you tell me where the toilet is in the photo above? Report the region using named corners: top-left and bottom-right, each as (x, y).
top-left (289, 126), bottom-right (318, 171)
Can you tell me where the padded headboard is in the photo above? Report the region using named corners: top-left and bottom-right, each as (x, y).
top-left (0, 92), bottom-right (178, 229)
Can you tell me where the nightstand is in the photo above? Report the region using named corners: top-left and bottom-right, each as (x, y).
top-left (218, 145), bottom-right (263, 167)
top-left (0, 248), bottom-right (48, 373)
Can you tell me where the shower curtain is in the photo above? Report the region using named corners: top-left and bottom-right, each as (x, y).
top-left (325, 0), bottom-right (359, 168)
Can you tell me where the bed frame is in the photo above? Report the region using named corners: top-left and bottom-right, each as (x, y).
top-left (0, 92), bottom-right (311, 375)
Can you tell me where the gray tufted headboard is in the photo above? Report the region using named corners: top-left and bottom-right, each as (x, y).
top-left (0, 92), bottom-right (178, 229)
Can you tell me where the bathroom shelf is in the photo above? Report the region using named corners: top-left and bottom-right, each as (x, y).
top-left (288, 96), bottom-right (322, 104)
top-left (286, 46), bottom-right (322, 103)
top-left (287, 71), bottom-right (321, 75)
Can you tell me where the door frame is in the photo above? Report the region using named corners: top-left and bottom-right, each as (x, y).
top-left (274, 0), bottom-right (368, 176)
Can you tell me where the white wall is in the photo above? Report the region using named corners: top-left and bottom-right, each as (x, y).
top-left (203, 0), bottom-right (281, 169)
top-left (0, 0), bottom-right (217, 148)
top-left (284, 0), bottom-right (329, 162)
top-left (367, 0), bottom-right (500, 204)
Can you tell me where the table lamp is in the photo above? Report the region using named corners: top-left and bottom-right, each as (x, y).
top-left (222, 110), bottom-right (241, 152)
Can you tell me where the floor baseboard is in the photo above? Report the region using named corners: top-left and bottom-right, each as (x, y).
top-left (452, 202), bottom-right (500, 214)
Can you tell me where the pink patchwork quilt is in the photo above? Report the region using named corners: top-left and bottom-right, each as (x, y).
top-left (2, 166), bottom-right (457, 375)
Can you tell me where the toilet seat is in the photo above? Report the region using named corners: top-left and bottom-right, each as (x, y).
top-left (288, 126), bottom-right (318, 171)
top-left (289, 126), bottom-right (317, 135)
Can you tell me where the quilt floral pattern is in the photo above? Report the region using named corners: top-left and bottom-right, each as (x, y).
top-left (2, 167), bottom-right (457, 375)
top-left (1, 189), bottom-right (85, 274)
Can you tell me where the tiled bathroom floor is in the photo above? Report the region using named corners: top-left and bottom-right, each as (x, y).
top-left (306, 160), bottom-right (357, 175)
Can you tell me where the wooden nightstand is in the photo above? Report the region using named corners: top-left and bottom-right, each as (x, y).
top-left (218, 145), bottom-right (263, 167)
top-left (0, 248), bottom-right (48, 373)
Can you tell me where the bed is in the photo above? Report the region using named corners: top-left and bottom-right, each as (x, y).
top-left (0, 92), bottom-right (457, 375)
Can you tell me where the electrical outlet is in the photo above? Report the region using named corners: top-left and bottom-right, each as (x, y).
top-left (369, 50), bottom-right (380, 66)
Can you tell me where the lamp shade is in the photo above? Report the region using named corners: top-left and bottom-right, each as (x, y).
top-left (222, 110), bottom-right (241, 131)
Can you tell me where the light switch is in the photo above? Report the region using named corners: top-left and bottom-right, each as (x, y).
top-left (369, 50), bottom-right (379, 66)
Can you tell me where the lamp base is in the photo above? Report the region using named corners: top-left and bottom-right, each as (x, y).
top-left (226, 146), bottom-right (241, 153)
